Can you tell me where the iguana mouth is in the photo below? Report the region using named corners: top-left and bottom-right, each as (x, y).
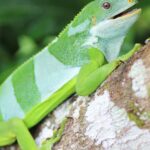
top-left (112, 8), bottom-right (141, 19)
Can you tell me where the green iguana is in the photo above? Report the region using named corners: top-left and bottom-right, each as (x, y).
top-left (0, 0), bottom-right (141, 149)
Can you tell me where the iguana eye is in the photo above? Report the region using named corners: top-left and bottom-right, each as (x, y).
top-left (102, 2), bottom-right (111, 9)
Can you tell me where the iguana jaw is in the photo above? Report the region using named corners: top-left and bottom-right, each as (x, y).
top-left (112, 8), bottom-right (141, 20)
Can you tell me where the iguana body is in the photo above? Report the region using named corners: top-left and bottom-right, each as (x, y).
top-left (0, 0), bottom-right (141, 149)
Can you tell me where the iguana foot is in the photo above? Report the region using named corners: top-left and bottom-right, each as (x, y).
top-left (118, 43), bottom-right (142, 62)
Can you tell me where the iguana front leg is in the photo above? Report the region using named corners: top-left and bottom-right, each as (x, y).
top-left (76, 44), bottom-right (141, 96)
top-left (76, 60), bottom-right (120, 96)
top-left (117, 44), bottom-right (141, 62)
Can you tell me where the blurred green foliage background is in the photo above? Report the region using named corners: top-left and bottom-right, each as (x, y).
top-left (0, 0), bottom-right (149, 84)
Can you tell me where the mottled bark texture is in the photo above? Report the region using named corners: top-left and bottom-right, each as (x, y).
top-left (2, 41), bottom-right (150, 150)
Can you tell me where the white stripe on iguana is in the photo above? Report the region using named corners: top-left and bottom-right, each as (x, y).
top-left (0, 77), bottom-right (24, 121)
top-left (68, 19), bottom-right (90, 37)
top-left (34, 47), bottom-right (80, 101)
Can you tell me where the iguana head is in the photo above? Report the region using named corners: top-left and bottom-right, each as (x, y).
top-left (84, 0), bottom-right (141, 61)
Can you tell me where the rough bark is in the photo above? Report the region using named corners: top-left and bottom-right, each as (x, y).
top-left (2, 41), bottom-right (150, 150)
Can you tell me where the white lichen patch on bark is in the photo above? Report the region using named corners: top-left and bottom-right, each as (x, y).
top-left (53, 100), bottom-right (71, 124)
top-left (128, 59), bottom-right (148, 98)
top-left (35, 100), bottom-right (71, 146)
top-left (72, 96), bottom-right (88, 119)
top-left (35, 121), bottom-right (54, 146)
top-left (85, 90), bottom-right (150, 150)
